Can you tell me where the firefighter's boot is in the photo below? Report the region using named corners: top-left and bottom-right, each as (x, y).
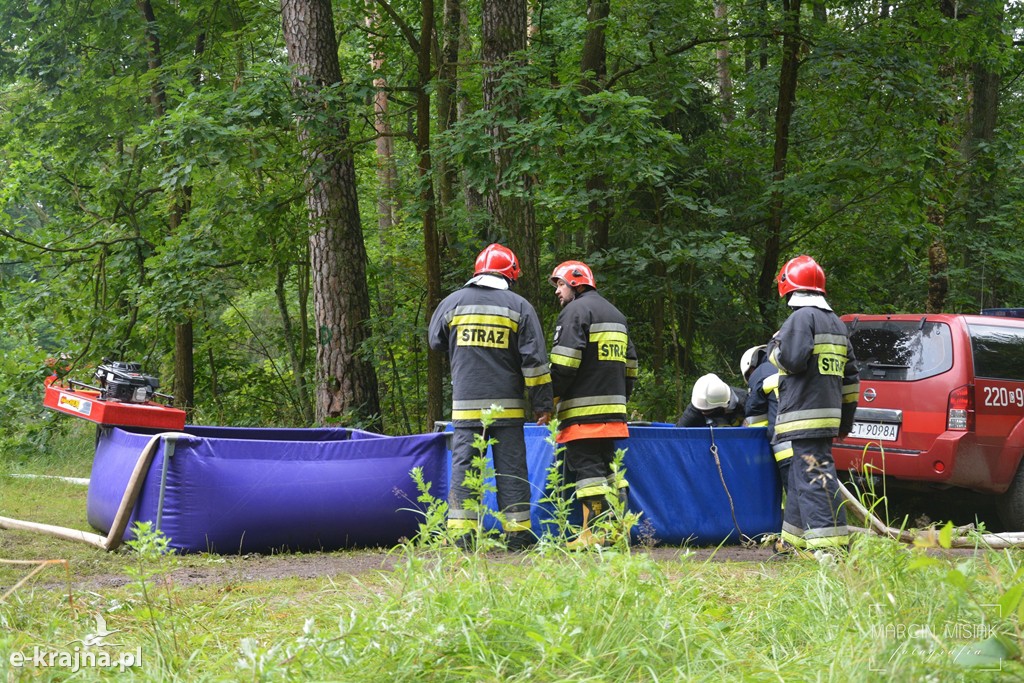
top-left (567, 497), bottom-right (605, 550)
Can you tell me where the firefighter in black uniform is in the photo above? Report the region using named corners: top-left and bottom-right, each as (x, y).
top-left (767, 255), bottom-right (859, 555)
top-left (676, 373), bottom-right (747, 427)
top-left (742, 344), bottom-right (792, 481)
top-left (742, 344), bottom-right (794, 543)
top-left (549, 261), bottom-right (638, 549)
top-left (428, 244), bottom-right (554, 550)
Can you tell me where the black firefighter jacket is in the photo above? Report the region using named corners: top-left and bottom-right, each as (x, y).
top-left (767, 303), bottom-right (859, 444)
top-left (428, 281), bottom-right (553, 427)
top-left (549, 289), bottom-right (638, 428)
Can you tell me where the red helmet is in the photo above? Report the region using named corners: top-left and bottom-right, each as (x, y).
top-left (777, 255), bottom-right (826, 297)
top-left (550, 261), bottom-right (596, 289)
top-left (474, 244), bottom-right (521, 282)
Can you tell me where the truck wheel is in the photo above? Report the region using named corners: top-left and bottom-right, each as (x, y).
top-left (998, 461), bottom-right (1024, 531)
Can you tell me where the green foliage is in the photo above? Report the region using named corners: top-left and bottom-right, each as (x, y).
top-left (1, 0), bottom-right (1024, 440)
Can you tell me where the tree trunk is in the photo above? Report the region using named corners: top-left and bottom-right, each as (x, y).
top-left (482, 0), bottom-right (541, 305)
top-left (366, 3), bottom-right (400, 250)
top-left (962, 0), bottom-right (1002, 307)
top-left (926, 236), bottom-right (949, 313)
top-left (417, 0), bottom-right (445, 431)
top-left (436, 0), bottom-right (461, 253)
top-left (281, 0), bottom-right (382, 430)
top-left (137, 0), bottom-right (195, 410)
top-left (174, 322), bottom-right (194, 408)
top-left (714, 0), bottom-right (734, 124)
top-left (276, 264), bottom-right (314, 424)
top-left (580, 0), bottom-right (611, 252)
top-left (757, 0), bottom-right (801, 331)
top-left (458, 4), bottom-right (484, 218)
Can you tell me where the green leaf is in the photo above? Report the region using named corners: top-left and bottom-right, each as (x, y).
top-left (998, 582), bottom-right (1024, 619)
top-left (938, 520), bottom-right (954, 548)
top-left (951, 635), bottom-right (1017, 669)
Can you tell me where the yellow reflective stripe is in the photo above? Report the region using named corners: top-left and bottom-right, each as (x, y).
top-left (558, 404), bottom-right (627, 420)
top-left (763, 374), bottom-right (780, 392)
top-left (452, 408), bottom-right (526, 420)
top-left (774, 417), bottom-right (841, 434)
top-left (589, 331), bottom-right (628, 344)
top-left (450, 314), bottom-right (519, 331)
top-left (524, 373), bottom-right (552, 387)
top-left (625, 367), bottom-right (638, 378)
top-left (813, 333), bottom-right (847, 345)
top-left (747, 418), bottom-right (769, 428)
top-left (452, 399), bottom-right (526, 410)
top-left (774, 446), bottom-right (795, 462)
top-left (503, 519), bottom-right (532, 532)
top-left (805, 533), bottom-right (849, 549)
top-left (551, 344), bottom-right (582, 359)
top-left (813, 343), bottom-right (847, 356)
top-left (577, 484), bottom-right (613, 498)
top-left (780, 529), bottom-right (806, 548)
top-left (590, 322), bottom-right (627, 334)
top-left (450, 304), bottom-right (521, 322)
top-left (607, 475), bottom-right (630, 490)
top-left (551, 354), bottom-right (582, 369)
top-left (447, 519), bottom-right (478, 529)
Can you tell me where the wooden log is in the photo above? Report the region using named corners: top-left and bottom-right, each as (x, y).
top-left (838, 480), bottom-right (1024, 549)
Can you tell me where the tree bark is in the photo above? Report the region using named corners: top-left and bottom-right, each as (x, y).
top-left (926, 236), bottom-right (949, 313)
top-left (757, 0), bottom-right (801, 331)
top-left (482, 0), bottom-right (541, 305)
top-left (436, 0), bottom-right (461, 253)
top-left (714, 0), bottom-right (734, 124)
top-left (580, 0), bottom-right (611, 252)
top-left (366, 3), bottom-right (400, 249)
top-left (962, 0), bottom-right (1002, 307)
top-left (276, 264), bottom-right (314, 424)
top-left (281, 0), bottom-right (382, 429)
top-left (137, 0), bottom-right (195, 409)
top-left (417, 0), bottom-right (445, 431)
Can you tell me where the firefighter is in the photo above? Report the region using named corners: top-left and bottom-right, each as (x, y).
top-left (676, 373), bottom-right (747, 427)
top-left (767, 255), bottom-right (859, 556)
top-left (549, 261), bottom-right (638, 549)
top-left (742, 343), bottom-right (794, 547)
top-left (428, 244), bottom-right (554, 551)
top-left (742, 344), bottom-right (791, 472)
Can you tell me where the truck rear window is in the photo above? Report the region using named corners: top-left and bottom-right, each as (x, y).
top-left (969, 324), bottom-right (1024, 380)
top-left (847, 321), bottom-right (953, 381)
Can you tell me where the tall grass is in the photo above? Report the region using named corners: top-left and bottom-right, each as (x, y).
top-left (4, 534), bottom-right (1021, 681)
top-left (2, 426), bottom-right (1023, 680)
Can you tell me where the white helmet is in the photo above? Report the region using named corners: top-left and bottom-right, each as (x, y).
top-left (740, 345), bottom-right (767, 381)
top-left (692, 373), bottom-right (732, 411)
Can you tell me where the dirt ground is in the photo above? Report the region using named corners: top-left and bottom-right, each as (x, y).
top-left (10, 542), bottom-right (983, 595)
top-left (0, 544), bottom-right (777, 594)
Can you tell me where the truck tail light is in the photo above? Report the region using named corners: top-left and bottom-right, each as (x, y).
top-left (947, 384), bottom-right (975, 431)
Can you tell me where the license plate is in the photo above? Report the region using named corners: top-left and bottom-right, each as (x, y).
top-left (849, 422), bottom-right (899, 441)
